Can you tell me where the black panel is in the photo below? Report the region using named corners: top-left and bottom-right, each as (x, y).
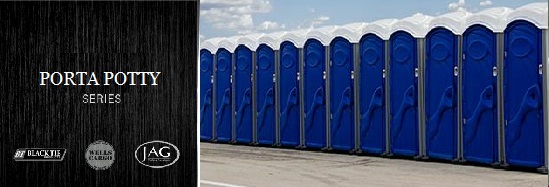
top-left (0, 1), bottom-right (197, 186)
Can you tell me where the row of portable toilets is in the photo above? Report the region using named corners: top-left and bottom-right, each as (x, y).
top-left (200, 3), bottom-right (548, 172)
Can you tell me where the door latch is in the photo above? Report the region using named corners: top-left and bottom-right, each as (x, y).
top-left (414, 68), bottom-right (419, 77)
top-left (492, 66), bottom-right (497, 77)
top-left (382, 69), bottom-right (386, 78)
top-left (453, 66), bottom-right (459, 76)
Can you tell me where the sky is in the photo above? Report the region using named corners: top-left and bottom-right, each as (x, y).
top-left (199, 0), bottom-right (545, 42)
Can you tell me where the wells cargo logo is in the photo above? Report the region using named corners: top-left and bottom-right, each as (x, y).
top-left (135, 140), bottom-right (180, 169)
top-left (13, 148), bottom-right (67, 161)
top-left (86, 140), bottom-right (115, 170)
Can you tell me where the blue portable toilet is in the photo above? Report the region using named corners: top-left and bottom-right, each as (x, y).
top-left (504, 3), bottom-right (548, 171)
top-left (388, 14), bottom-right (433, 157)
top-left (214, 38), bottom-right (237, 143)
top-left (359, 19), bottom-right (396, 155)
top-left (255, 33), bottom-right (282, 146)
top-left (302, 28), bottom-right (333, 149)
top-left (328, 26), bottom-right (359, 151)
top-left (233, 34), bottom-right (262, 144)
top-left (463, 7), bottom-right (512, 165)
top-left (200, 38), bottom-right (221, 141)
top-left (337, 22), bottom-right (368, 153)
top-left (424, 12), bottom-right (470, 161)
top-left (278, 31), bottom-right (307, 147)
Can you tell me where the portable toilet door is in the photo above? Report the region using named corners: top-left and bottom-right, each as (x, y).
top-left (234, 44), bottom-right (254, 144)
top-left (462, 25), bottom-right (498, 164)
top-left (215, 47), bottom-right (233, 142)
top-left (303, 38), bottom-right (327, 149)
top-left (388, 14), bottom-right (432, 157)
top-left (256, 43), bottom-right (276, 145)
top-left (389, 31), bottom-right (419, 157)
top-left (425, 28), bottom-right (458, 161)
top-left (329, 36), bottom-right (355, 151)
top-left (504, 19), bottom-right (543, 169)
top-left (279, 41), bottom-right (301, 147)
top-left (361, 19), bottom-right (397, 155)
top-left (427, 11), bottom-right (470, 162)
top-left (200, 48), bottom-right (214, 141)
top-left (358, 33), bottom-right (386, 154)
top-left (462, 7), bottom-right (511, 165)
top-left (504, 2), bottom-right (548, 172)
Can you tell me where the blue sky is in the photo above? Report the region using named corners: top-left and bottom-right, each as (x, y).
top-left (199, 0), bottom-right (544, 41)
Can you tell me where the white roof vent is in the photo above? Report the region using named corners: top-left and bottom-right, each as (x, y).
top-left (332, 22), bottom-right (367, 43)
top-left (218, 37), bottom-right (238, 53)
top-left (362, 19), bottom-right (397, 40)
top-left (391, 13), bottom-right (434, 38)
top-left (429, 11), bottom-right (472, 35)
top-left (506, 2), bottom-right (548, 29)
top-left (258, 31), bottom-right (286, 50)
top-left (236, 33), bottom-right (264, 51)
top-left (200, 37), bottom-right (224, 53)
top-left (466, 7), bottom-right (513, 33)
top-left (279, 29), bottom-right (309, 48)
top-left (305, 26), bottom-right (337, 46)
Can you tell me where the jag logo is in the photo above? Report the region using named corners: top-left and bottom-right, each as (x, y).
top-left (13, 148), bottom-right (66, 161)
top-left (135, 140), bottom-right (180, 168)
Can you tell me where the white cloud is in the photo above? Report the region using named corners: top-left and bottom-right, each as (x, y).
top-left (317, 16), bottom-right (330, 21)
top-left (201, 0), bottom-right (274, 33)
top-left (480, 0), bottom-right (492, 6)
top-left (310, 16), bottom-right (330, 28)
top-left (257, 21), bottom-right (286, 31)
top-left (448, 0), bottom-right (467, 12)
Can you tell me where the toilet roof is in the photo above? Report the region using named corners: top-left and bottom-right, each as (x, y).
top-left (506, 2), bottom-right (548, 29)
top-left (466, 7), bottom-right (513, 33)
top-left (391, 13), bottom-right (434, 38)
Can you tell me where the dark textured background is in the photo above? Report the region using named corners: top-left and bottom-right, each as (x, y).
top-left (0, 1), bottom-right (197, 186)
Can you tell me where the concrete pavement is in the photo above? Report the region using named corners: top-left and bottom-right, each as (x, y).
top-left (200, 143), bottom-right (546, 187)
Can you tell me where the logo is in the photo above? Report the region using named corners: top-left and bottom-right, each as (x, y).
top-left (13, 148), bottom-right (66, 161)
top-left (86, 140), bottom-right (115, 170)
top-left (135, 140), bottom-right (180, 168)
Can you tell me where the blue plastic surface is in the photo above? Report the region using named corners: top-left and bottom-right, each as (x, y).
top-left (504, 20), bottom-right (544, 168)
top-left (279, 41), bottom-right (301, 146)
top-left (234, 45), bottom-right (254, 144)
top-left (303, 39), bottom-right (327, 149)
top-left (462, 25), bottom-right (498, 164)
top-left (216, 48), bottom-right (233, 142)
top-left (200, 49), bottom-right (214, 141)
top-left (359, 34), bottom-right (386, 154)
top-left (425, 28), bottom-right (458, 160)
top-left (329, 37), bottom-right (355, 151)
top-left (389, 31), bottom-right (419, 157)
top-left (256, 44), bottom-right (276, 145)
